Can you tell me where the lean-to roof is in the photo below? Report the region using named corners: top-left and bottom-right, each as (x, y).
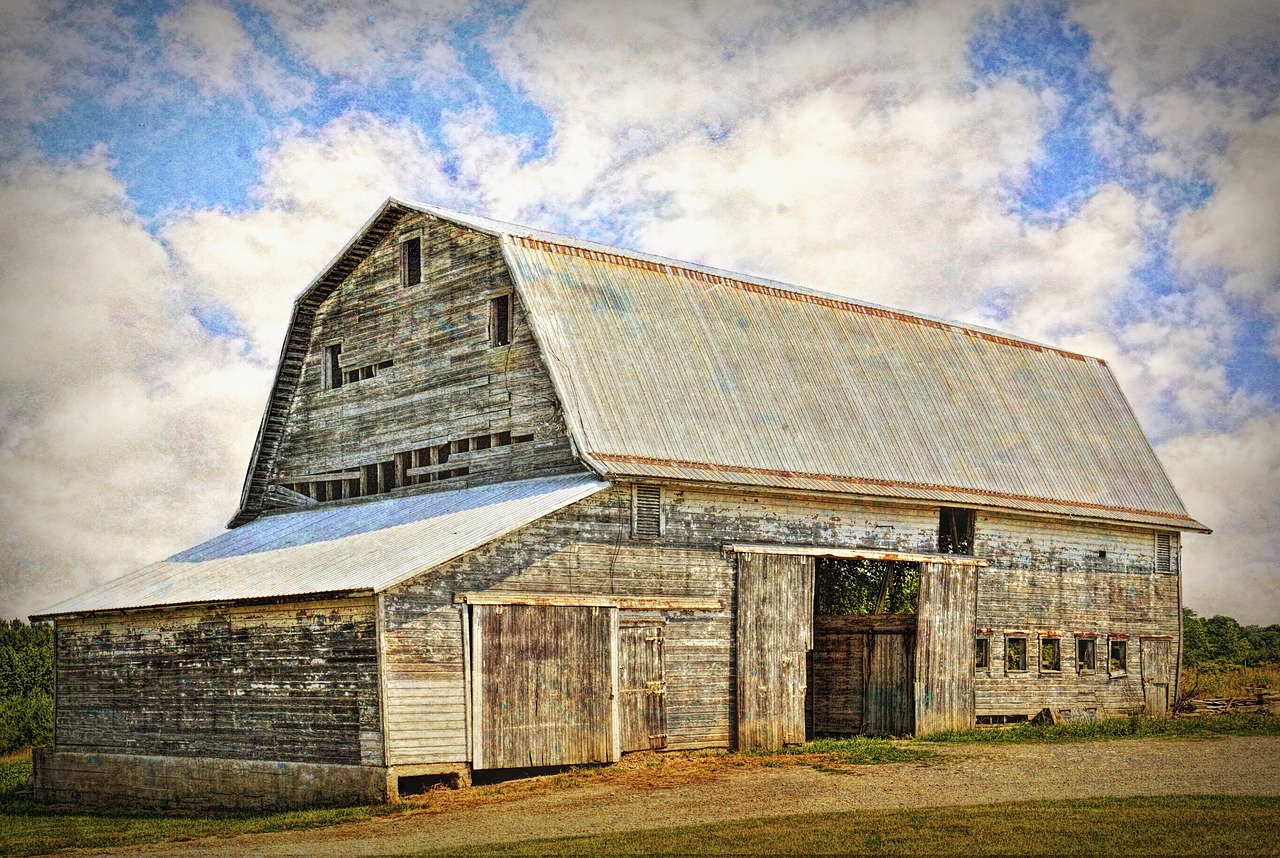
top-left (36, 474), bottom-right (608, 617)
top-left (232, 199), bottom-right (1207, 533)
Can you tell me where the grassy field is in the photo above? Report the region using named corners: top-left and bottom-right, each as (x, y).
top-left (1182, 663), bottom-right (1280, 699)
top-left (421, 795), bottom-right (1280, 857)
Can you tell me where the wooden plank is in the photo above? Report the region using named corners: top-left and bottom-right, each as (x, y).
top-left (914, 561), bottom-right (977, 734)
top-left (726, 543), bottom-right (990, 567)
top-left (455, 592), bottom-right (721, 611)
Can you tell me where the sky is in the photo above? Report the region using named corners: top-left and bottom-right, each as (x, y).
top-left (0, 0), bottom-right (1278, 625)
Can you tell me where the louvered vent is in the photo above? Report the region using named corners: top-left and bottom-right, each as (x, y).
top-left (632, 485), bottom-right (662, 539)
top-left (1155, 532), bottom-right (1172, 572)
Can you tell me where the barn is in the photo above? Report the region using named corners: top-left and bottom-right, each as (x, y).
top-left (31, 199), bottom-right (1209, 810)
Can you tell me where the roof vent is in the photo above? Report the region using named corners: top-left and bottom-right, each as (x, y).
top-left (1155, 532), bottom-right (1171, 572)
top-left (632, 485), bottom-right (662, 539)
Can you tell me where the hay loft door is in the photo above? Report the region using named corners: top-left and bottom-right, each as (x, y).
top-left (736, 552), bottom-right (815, 751)
top-left (469, 604), bottom-right (618, 770)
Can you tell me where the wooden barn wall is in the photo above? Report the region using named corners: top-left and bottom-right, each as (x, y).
top-left (381, 484), bottom-right (1182, 766)
top-left (55, 598), bottom-right (382, 765)
top-left (270, 213), bottom-right (579, 496)
top-left (973, 513), bottom-right (1181, 718)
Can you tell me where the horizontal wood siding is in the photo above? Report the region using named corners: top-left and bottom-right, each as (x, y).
top-left (271, 213), bottom-right (580, 498)
top-left (381, 484), bottom-right (1181, 762)
top-left (55, 599), bottom-right (381, 765)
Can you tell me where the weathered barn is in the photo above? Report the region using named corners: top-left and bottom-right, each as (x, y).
top-left (32, 199), bottom-right (1209, 810)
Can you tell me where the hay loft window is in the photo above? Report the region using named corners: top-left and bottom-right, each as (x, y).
top-left (1155, 532), bottom-right (1172, 572)
top-left (938, 507), bottom-right (975, 555)
top-left (814, 558), bottom-right (920, 615)
top-left (632, 484), bottom-right (662, 538)
top-left (1006, 636), bottom-right (1028, 672)
top-left (401, 236), bottom-right (422, 287)
top-left (490, 294), bottom-right (512, 347)
top-left (324, 343), bottom-right (343, 390)
top-left (1077, 637), bottom-right (1096, 673)
top-left (1039, 636), bottom-right (1061, 673)
top-left (975, 636), bottom-right (990, 670)
top-left (1109, 638), bottom-right (1128, 674)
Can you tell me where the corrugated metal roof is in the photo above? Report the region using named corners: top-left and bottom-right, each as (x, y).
top-left (35, 473), bottom-right (609, 617)
top-left (500, 235), bottom-right (1207, 533)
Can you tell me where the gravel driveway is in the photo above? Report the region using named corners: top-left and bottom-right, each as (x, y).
top-left (93, 736), bottom-right (1280, 857)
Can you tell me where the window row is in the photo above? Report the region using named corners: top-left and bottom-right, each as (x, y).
top-left (975, 633), bottom-right (1129, 676)
top-left (279, 430), bottom-right (535, 502)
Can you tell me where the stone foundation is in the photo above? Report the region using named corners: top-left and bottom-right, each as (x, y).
top-left (32, 748), bottom-right (390, 811)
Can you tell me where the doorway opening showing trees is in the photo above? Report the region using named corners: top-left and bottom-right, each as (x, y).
top-left (807, 558), bottom-right (920, 738)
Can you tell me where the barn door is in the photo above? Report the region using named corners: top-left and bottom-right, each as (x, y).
top-left (619, 623), bottom-right (666, 751)
top-left (470, 604), bottom-right (617, 769)
top-left (914, 561), bottom-right (977, 734)
top-left (736, 553), bottom-right (814, 750)
top-left (865, 631), bottom-right (915, 736)
top-left (1141, 637), bottom-right (1172, 718)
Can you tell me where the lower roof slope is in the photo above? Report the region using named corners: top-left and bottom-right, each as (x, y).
top-left (36, 474), bottom-right (609, 617)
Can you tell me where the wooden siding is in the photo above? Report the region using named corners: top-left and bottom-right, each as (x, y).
top-left (55, 598), bottom-right (381, 765)
top-left (736, 553), bottom-right (813, 750)
top-left (381, 483), bottom-right (1182, 765)
top-left (619, 622), bottom-right (667, 751)
top-left (472, 604), bottom-right (614, 769)
top-left (915, 561), bottom-right (977, 734)
top-left (270, 213), bottom-right (580, 500)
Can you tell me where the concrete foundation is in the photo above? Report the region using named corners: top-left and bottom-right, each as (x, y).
top-left (32, 748), bottom-right (390, 811)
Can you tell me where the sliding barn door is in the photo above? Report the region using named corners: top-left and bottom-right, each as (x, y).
top-left (736, 553), bottom-right (814, 750)
top-left (471, 604), bottom-right (616, 769)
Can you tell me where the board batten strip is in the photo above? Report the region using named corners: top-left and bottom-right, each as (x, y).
top-left (611, 608), bottom-right (622, 762)
top-left (470, 608), bottom-right (483, 771)
top-left (375, 593), bottom-right (389, 767)
top-left (461, 603), bottom-right (472, 765)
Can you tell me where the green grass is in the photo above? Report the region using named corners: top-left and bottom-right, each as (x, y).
top-left (754, 735), bottom-right (939, 767)
top-left (918, 712), bottom-right (1280, 745)
top-left (0, 753), bottom-right (399, 857)
top-left (420, 795), bottom-right (1280, 856)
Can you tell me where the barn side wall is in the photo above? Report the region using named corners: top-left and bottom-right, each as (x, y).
top-left (38, 597), bottom-right (385, 809)
top-left (381, 483), bottom-right (1181, 767)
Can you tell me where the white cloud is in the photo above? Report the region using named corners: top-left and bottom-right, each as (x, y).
top-left (253, 0), bottom-right (472, 86)
top-left (1160, 414), bottom-right (1280, 626)
top-left (159, 0), bottom-right (313, 110)
top-left (0, 152), bottom-right (269, 620)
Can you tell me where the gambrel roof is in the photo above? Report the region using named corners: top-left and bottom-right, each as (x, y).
top-left (234, 198), bottom-right (1207, 533)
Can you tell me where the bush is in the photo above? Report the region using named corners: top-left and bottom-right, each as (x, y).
top-left (0, 620), bottom-right (54, 753)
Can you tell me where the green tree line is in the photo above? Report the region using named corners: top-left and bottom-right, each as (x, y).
top-left (0, 619), bottom-right (54, 753)
top-left (1183, 608), bottom-right (1280, 667)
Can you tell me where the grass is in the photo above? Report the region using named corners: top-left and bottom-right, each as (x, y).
top-left (1183, 663), bottom-right (1280, 699)
top-left (0, 749), bottom-right (399, 858)
top-left (918, 711), bottom-right (1280, 745)
top-left (420, 795), bottom-right (1280, 856)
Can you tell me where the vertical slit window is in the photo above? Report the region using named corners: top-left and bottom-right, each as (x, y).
top-left (491, 294), bottom-right (512, 347)
top-left (632, 484), bottom-right (662, 539)
top-left (401, 237), bottom-right (421, 287)
top-left (1077, 637), bottom-right (1096, 673)
top-left (325, 344), bottom-right (343, 390)
top-left (975, 637), bottom-right (990, 670)
top-left (1155, 533), bottom-right (1172, 572)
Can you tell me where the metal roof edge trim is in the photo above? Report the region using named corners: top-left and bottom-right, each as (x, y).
top-left (29, 588), bottom-right (377, 622)
top-left (367, 476), bottom-right (613, 595)
top-left (594, 453), bottom-right (1211, 533)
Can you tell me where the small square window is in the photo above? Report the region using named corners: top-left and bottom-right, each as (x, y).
top-left (401, 237), bottom-right (422, 287)
top-left (1077, 638), bottom-right (1096, 673)
top-left (491, 294), bottom-right (512, 347)
top-left (1006, 636), bottom-right (1027, 672)
top-left (1109, 639), bottom-right (1128, 674)
top-left (938, 507), bottom-right (975, 555)
top-left (1040, 637), bottom-right (1061, 672)
top-left (975, 637), bottom-right (990, 670)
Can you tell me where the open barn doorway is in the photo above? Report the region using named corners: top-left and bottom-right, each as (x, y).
top-left (806, 558), bottom-right (920, 738)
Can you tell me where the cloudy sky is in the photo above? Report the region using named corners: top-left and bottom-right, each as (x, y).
top-left (1, 0), bottom-right (1278, 625)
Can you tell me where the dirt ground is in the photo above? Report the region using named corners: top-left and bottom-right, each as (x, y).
top-left (94, 736), bottom-right (1280, 857)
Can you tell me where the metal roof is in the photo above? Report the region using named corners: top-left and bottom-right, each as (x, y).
top-left (500, 235), bottom-right (1207, 533)
top-left (35, 473), bottom-right (609, 618)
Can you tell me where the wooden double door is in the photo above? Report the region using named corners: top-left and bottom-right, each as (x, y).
top-left (808, 614), bottom-right (917, 737)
